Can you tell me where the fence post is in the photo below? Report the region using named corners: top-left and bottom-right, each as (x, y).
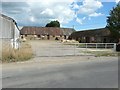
top-left (85, 43), bottom-right (87, 56)
top-left (74, 43), bottom-right (76, 56)
top-left (96, 43), bottom-right (97, 49)
top-left (113, 43), bottom-right (116, 51)
top-left (86, 43), bottom-right (87, 49)
top-left (105, 44), bottom-right (107, 49)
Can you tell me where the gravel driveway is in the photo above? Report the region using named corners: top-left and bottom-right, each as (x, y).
top-left (29, 40), bottom-right (92, 57)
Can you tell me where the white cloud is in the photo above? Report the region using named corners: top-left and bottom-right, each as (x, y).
top-left (2, 0), bottom-right (74, 3)
top-left (73, 0), bottom-right (103, 24)
top-left (2, 1), bottom-right (75, 26)
top-left (78, 0), bottom-right (103, 17)
top-left (76, 17), bottom-right (86, 24)
top-left (2, 0), bottom-right (75, 25)
top-left (41, 8), bottom-right (54, 16)
top-left (76, 18), bottom-right (82, 24)
top-left (89, 13), bottom-right (104, 17)
top-left (71, 2), bottom-right (80, 9)
top-left (115, 0), bottom-right (120, 3)
top-left (1, 0), bottom-right (104, 27)
top-left (30, 16), bottom-right (35, 22)
top-left (82, 17), bottom-right (86, 20)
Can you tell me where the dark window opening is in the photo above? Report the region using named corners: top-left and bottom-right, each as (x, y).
top-left (37, 35), bottom-right (41, 38)
top-left (21, 35), bottom-right (23, 39)
top-left (64, 35), bottom-right (66, 39)
top-left (86, 37), bottom-right (90, 43)
top-left (103, 38), bottom-right (106, 43)
top-left (47, 35), bottom-right (50, 40)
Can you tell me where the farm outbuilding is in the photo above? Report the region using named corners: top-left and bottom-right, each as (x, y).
top-left (69, 28), bottom-right (115, 43)
top-left (20, 27), bottom-right (75, 40)
top-left (0, 14), bottom-right (20, 51)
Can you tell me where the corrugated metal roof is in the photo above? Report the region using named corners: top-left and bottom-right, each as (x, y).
top-left (0, 13), bottom-right (14, 22)
top-left (0, 13), bottom-right (20, 30)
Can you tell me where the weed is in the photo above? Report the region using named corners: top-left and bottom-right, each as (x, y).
top-left (2, 42), bottom-right (33, 63)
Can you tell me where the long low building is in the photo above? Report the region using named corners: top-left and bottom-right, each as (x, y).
top-left (20, 27), bottom-right (75, 40)
top-left (68, 28), bottom-right (116, 43)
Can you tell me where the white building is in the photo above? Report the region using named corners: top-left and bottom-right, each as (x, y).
top-left (0, 14), bottom-right (20, 50)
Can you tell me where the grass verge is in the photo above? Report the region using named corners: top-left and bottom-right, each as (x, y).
top-left (83, 50), bottom-right (118, 57)
top-left (2, 42), bottom-right (33, 63)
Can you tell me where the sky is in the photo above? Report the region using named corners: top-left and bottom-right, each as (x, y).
top-left (0, 0), bottom-right (120, 31)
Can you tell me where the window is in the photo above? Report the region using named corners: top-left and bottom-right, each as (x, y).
top-left (37, 35), bottom-right (41, 38)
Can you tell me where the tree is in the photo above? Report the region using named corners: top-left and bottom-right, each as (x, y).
top-left (106, 2), bottom-right (120, 41)
top-left (45, 20), bottom-right (60, 27)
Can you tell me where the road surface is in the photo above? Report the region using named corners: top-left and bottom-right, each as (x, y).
top-left (2, 56), bottom-right (118, 88)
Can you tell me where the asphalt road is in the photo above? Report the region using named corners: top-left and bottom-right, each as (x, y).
top-left (2, 56), bottom-right (118, 88)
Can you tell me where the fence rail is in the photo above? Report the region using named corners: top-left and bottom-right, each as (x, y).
top-left (64, 43), bottom-right (116, 51)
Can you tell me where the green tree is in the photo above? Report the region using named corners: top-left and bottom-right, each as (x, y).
top-left (46, 20), bottom-right (60, 27)
top-left (106, 2), bottom-right (120, 41)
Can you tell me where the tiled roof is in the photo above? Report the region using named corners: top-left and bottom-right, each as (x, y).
top-left (20, 26), bottom-right (75, 36)
top-left (70, 28), bottom-right (111, 38)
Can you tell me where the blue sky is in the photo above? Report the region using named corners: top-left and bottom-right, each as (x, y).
top-left (1, 0), bottom-right (119, 31)
top-left (66, 2), bottom-right (117, 30)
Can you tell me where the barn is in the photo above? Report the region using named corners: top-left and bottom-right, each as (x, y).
top-left (20, 26), bottom-right (75, 40)
top-left (69, 28), bottom-right (115, 43)
top-left (0, 14), bottom-right (20, 51)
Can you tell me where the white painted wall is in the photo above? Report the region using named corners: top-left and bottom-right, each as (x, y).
top-left (11, 24), bottom-right (20, 49)
top-left (0, 14), bottom-right (20, 49)
top-left (0, 16), bottom-right (14, 39)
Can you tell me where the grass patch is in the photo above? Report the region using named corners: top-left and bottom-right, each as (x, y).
top-left (2, 42), bottom-right (33, 63)
top-left (83, 50), bottom-right (118, 57)
top-left (78, 44), bottom-right (86, 48)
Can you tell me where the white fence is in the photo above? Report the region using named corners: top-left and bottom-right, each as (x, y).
top-left (61, 43), bottom-right (116, 56)
top-left (64, 43), bottom-right (117, 51)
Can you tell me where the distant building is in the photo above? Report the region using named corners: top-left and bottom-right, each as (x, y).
top-left (20, 26), bottom-right (75, 40)
top-left (69, 28), bottom-right (115, 43)
top-left (0, 14), bottom-right (20, 50)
